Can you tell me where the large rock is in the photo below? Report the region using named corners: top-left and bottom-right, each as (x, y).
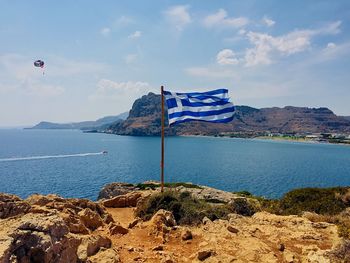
top-left (176, 185), bottom-right (240, 203)
top-left (78, 208), bottom-right (104, 230)
top-left (197, 250), bottom-right (215, 261)
top-left (77, 235), bottom-right (111, 261)
top-left (98, 183), bottom-right (138, 200)
top-left (88, 248), bottom-right (121, 263)
top-left (27, 194), bottom-right (113, 225)
top-left (0, 193), bottom-right (31, 219)
top-left (102, 192), bottom-right (142, 208)
top-left (27, 194), bottom-right (65, 206)
top-left (151, 209), bottom-right (177, 228)
top-left (108, 223), bottom-right (129, 235)
top-left (0, 213), bottom-right (81, 263)
top-left (60, 212), bottom-right (90, 234)
top-left (0, 194), bottom-right (115, 263)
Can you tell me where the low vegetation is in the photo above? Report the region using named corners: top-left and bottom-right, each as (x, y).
top-left (277, 187), bottom-right (349, 215)
top-left (135, 191), bottom-right (232, 225)
top-left (136, 182), bottom-right (202, 190)
top-left (234, 187), bottom-right (350, 217)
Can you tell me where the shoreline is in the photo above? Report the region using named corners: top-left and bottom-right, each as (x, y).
top-left (179, 134), bottom-right (350, 147)
top-left (5, 129), bottom-right (350, 147)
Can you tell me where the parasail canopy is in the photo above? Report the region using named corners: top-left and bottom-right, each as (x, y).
top-left (34, 60), bottom-right (44, 68)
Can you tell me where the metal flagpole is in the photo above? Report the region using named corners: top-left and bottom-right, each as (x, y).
top-left (161, 86), bottom-right (165, 192)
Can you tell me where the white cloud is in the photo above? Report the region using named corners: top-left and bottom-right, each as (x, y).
top-left (203, 9), bottom-right (249, 29)
top-left (244, 21), bottom-right (342, 66)
top-left (114, 16), bottom-right (134, 27)
top-left (125, 53), bottom-right (138, 64)
top-left (89, 79), bottom-right (153, 101)
top-left (21, 80), bottom-right (64, 97)
top-left (164, 5), bottom-right (191, 31)
top-left (216, 49), bottom-right (239, 65)
top-left (326, 42), bottom-right (336, 49)
top-left (42, 56), bottom-right (107, 77)
top-left (315, 21), bottom-right (342, 35)
top-left (100, 27), bottom-right (111, 37)
top-left (317, 41), bottom-right (350, 62)
top-left (238, 29), bottom-right (246, 35)
top-left (262, 16), bottom-right (275, 27)
top-left (185, 67), bottom-right (236, 79)
top-left (128, 30), bottom-right (141, 39)
top-left (185, 65), bottom-right (294, 100)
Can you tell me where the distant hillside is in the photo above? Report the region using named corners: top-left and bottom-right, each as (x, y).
top-left (30, 112), bottom-right (128, 130)
top-left (106, 92), bottom-right (350, 136)
top-left (342, 116), bottom-right (350, 121)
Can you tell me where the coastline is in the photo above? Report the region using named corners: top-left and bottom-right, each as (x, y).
top-left (179, 134), bottom-right (350, 147)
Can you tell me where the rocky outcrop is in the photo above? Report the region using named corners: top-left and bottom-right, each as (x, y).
top-left (0, 213), bottom-right (81, 263)
top-left (77, 235), bottom-right (111, 261)
top-left (108, 223), bottom-right (129, 235)
top-left (151, 209), bottom-right (177, 228)
top-left (0, 184), bottom-right (346, 262)
top-left (98, 183), bottom-right (139, 200)
top-left (189, 211), bottom-right (341, 262)
top-left (88, 248), bottom-right (121, 263)
top-left (0, 194), bottom-right (117, 263)
top-left (98, 181), bottom-right (250, 205)
top-left (176, 184), bottom-right (241, 203)
top-left (78, 208), bottom-right (104, 230)
top-left (0, 193), bottom-right (31, 219)
top-left (101, 192), bottom-right (144, 208)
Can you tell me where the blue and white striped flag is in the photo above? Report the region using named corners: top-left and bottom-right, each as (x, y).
top-left (164, 89), bottom-right (235, 125)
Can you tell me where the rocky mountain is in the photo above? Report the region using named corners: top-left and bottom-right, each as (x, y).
top-left (106, 92), bottom-right (350, 136)
top-left (30, 112), bottom-right (128, 130)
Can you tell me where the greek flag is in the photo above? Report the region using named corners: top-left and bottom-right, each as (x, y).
top-left (164, 89), bottom-right (235, 125)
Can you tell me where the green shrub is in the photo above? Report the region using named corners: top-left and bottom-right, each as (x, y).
top-left (230, 198), bottom-right (258, 216)
top-left (164, 182), bottom-right (202, 189)
top-left (234, 191), bottom-right (252, 197)
top-left (135, 190), bottom-right (231, 225)
top-left (277, 187), bottom-right (348, 215)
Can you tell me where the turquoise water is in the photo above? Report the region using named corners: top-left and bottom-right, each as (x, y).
top-left (0, 129), bottom-right (350, 200)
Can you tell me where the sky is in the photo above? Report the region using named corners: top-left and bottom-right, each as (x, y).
top-left (1, 0), bottom-right (350, 126)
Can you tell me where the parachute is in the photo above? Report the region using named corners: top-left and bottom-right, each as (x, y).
top-left (34, 60), bottom-right (44, 68)
top-left (34, 60), bottom-right (45, 75)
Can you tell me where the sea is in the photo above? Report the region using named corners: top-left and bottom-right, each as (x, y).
top-left (0, 129), bottom-right (350, 200)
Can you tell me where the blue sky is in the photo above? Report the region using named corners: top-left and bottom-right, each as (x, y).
top-left (1, 0), bottom-right (350, 126)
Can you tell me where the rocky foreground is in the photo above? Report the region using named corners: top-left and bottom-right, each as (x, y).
top-left (0, 183), bottom-right (348, 262)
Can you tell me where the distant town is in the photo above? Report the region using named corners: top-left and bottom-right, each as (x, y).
top-left (218, 132), bottom-right (350, 145)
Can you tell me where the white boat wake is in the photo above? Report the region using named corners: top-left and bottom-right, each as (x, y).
top-left (0, 152), bottom-right (104, 162)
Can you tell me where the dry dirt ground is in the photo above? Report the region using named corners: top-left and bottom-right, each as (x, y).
top-left (104, 207), bottom-right (341, 263)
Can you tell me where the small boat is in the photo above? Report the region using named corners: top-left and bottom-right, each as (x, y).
top-left (102, 150), bottom-right (108, 154)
